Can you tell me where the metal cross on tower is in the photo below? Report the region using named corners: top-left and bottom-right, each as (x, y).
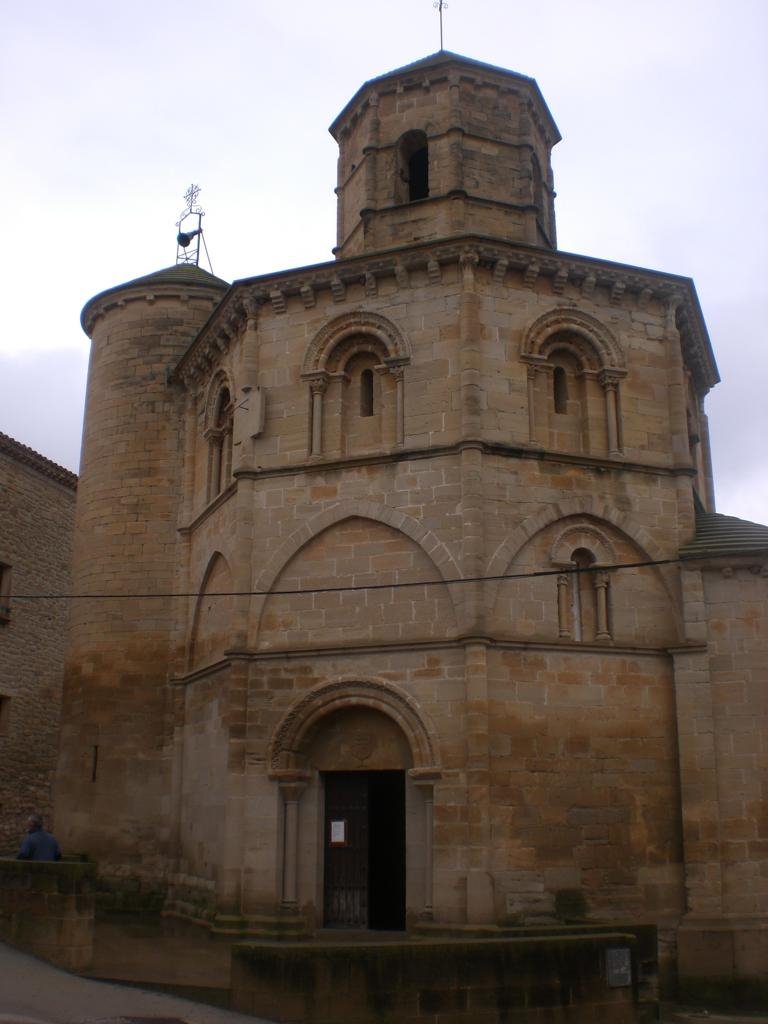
top-left (433, 0), bottom-right (448, 51)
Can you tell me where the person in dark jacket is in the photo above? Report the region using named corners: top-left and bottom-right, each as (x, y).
top-left (17, 814), bottom-right (61, 861)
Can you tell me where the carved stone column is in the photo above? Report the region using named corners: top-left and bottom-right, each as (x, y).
top-left (276, 773), bottom-right (310, 910)
top-left (527, 365), bottom-right (538, 444)
top-left (308, 377), bottom-right (327, 457)
top-left (571, 567), bottom-right (583, 643)
top-left (411, 769), bottom-right (441, 919)
top-left (594, 571), bottom-right (611, 641)
top-left (390, 365), bottom-right (405, 447)
top-left (557, 573), bottom-right (571, 638)
top-left (599, 370), bottom-right (623, 457)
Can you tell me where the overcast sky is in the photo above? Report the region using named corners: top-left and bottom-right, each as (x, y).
top-left (2, 0), bottom-right (766, 523)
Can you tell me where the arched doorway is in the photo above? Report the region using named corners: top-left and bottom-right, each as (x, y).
top-left (307, 707), bottom-right (410, 929)
top-left (269, 681), bottom-right (441, 932)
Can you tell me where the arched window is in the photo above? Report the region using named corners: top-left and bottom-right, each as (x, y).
top-left (397, 130), bottom-right (429, 203)
top-left (302, 312), bottom-right (412, 458)
top-left (522, 310), bottom-right (626, 457)
top-left (556, 546), bottom-right (611, 643)
top-left (551, 524), bottom-right (619, 644)
top-left (208, 386), bottom-right (233, 501)
top-left (360, 369), bottom-right (374, 417)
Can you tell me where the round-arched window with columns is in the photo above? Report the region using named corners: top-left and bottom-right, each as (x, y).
top-left (551, 524), bottom-right (615, 643)
top-left (204, 372), bottom-right (235, 501)
top-left (521, 309), bottom-right (626, 457)
top-left (301, 313), bottom-right (411, 459)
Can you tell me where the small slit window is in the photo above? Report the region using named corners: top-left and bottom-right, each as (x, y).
top-left (360, 369), bottom-right (374, 417)
top-left (553, 366), bottom-right (568, 413)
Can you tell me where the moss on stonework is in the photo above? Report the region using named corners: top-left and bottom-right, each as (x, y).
top-left (211, 915), bottom-right (311, 940)
top-left (233, 931), bottom-right (639, 965)
top-left (94, 874), bottom-right (165, 914)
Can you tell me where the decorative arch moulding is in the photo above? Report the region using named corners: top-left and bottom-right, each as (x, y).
top-left (521, 307), bottom-right (627, 371)
top-left (267, 677), bottom-right (441, 773)
top-left (251, 500), bottom-right (463, 622)
top-left (203, 369), bottom-right (236, 432)
top-left (549, 522), bottom-right (617, 567)
top-left (301, 311), bottom-right (413, 377)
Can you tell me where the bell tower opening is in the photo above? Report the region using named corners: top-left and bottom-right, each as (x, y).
top-left (398, 130), bottom-right (429, 202)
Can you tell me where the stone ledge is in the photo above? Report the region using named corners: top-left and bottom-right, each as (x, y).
top-left (0, 858), bottom-right (95, 972)
top-left (231, 931), bottom-right (656, 1024)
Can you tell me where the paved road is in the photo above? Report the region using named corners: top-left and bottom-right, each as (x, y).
top-left (0, 942), bottom-right (274, 1024)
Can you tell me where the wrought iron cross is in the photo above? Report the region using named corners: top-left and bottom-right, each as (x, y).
top-left (182, 183), bottom-right (202, 213)
top-left (433, 0), bottom-right (448, 50)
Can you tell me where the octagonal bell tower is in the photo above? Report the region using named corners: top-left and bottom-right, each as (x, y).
top-left (330, 51), bottom-right (561, 258)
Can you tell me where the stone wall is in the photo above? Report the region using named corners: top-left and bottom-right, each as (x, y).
top-left (704, 564), bottom-right (768, 917)
top-left (231, 931), bottom-right (655, 1024)
top-left (0, 858), bottom-right (95, 971)
top-left (675, 557), bottom-right (768, 1006)
top-left (0, 435), bottom-right (76, 853)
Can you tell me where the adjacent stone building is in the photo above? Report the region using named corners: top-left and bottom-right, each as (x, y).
top-left (0, 432), bottom-right (77, 852)
top-left (54, 51), bottom-right (768, 998)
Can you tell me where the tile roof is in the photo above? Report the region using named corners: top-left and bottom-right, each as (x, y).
top-left (680, 511), bottom-right (768, 559)
top-left (0, 432), bottom-right (78, 489)
top-left (118, 264), bottom-right (229, 290)
top-left (329, 50), bottom-right (560, 143)
top-left (81, 264), bottom-right (229, 332)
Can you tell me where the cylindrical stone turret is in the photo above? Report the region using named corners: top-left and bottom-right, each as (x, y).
top-left (55, 264), bottom-right (228, 875)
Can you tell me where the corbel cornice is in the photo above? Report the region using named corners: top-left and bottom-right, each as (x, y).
top-left (170, 233), bottom-right (719, 394)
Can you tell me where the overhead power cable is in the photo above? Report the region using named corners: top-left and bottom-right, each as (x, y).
top-left (10, 556), bottom-right (680, 602)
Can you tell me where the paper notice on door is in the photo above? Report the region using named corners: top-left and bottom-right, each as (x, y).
top-left (330, 819), bottom-right (347, 846)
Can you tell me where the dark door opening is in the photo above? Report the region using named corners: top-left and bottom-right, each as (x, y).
top-left (323, 770), bottom-right (405, 930)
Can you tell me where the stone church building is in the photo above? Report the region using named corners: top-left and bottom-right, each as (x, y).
top-left (56, 52), bottom-right (768, 995)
